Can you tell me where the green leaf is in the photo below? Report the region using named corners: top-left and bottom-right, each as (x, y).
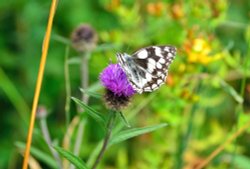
top-left (0, 68), bottom-right (29, 124)
top-left (224, 153), bottom-right (250, 169)
top-left (87, 82), bottom-right (102, 92)
top-left (86, 142), bottom-right (103, 167)
top-left (88, 95), bottom-right (157, 166)
top-left (15, 142), bottom-right (57, 169)
top-left (53, 146), bottom-right (90, 169)
top-left (93, 43), bottom-right (119, 52)
top-left (79, 88), bottom-right (102, 99)
top-left (220, 79), bottom-right (243, 103)
top-left (72, 97), bottom-right (106, 129)
top-left (114, 93), bottom-right (156, 133)
top-left (109, 123), bottom-right (167, 146)
top-left (67, 57), bottom-right (81, 64)
top-left (118, 111), bottom-right (131, 128)
top-left (52, 34), bottom-right (71, 45)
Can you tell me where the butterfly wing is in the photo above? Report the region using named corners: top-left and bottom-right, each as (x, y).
top-left (131, 46), bottom-right (176, 92)
top-left (117, 53), bottom-right (148, 93)
top-left (117, 45), bottom-right (177, 93)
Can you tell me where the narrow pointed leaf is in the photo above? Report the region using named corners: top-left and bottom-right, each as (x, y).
top-left (79, 88), bottom-right (102, 99)
top-left (53, 146), bottom-right (90, 169)
top-left (15, 142), bottom-right (57, 169)
top-left (220, 80), bottom-right (243, 103)
top-left (72, 97), bottom-right (106, 129)
top-left (118, 111), bottom-right (131, 128)
top-left (52, 34), bottom-right (71, 45)
top-left (114, 93), bottom-right (156, 134)
top-left (67, 57), bottom-right (81, 64)
top-left (109, 123), bottom-right (167, 146)
top-left (93, 43), bottom-right (119, 52)
top-left (86, 82), bottom-right (102, 92)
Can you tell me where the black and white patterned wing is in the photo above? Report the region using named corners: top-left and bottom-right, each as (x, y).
top-left (131, 46), bottom-right (176, 92)
top-left (116, 52), bottom-right (148, 93)
top-left (117, 45), bottom-right (176, 93)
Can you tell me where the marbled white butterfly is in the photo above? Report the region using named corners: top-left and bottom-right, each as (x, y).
top-left (116, 45), bottom-right (177, 94)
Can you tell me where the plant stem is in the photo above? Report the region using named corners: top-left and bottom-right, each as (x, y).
top-left (230, 31), bottom-right (250, 169)
top-left (175, 80), bottom-right (202, 169)
top-left (40, 118), bottom-right (63, 169)
top-left (22, 0), bottom-right (57, 168)
top-left (92, 111), bottom-right (116, 169)
top-left (195, 119), bottom-right (250, 169)
top-left (71, 52), bottom-right (90, 169)
top-left (81, 52), bottom-right (90, 103)
top-left (64, 45), bottom-right (71, 128)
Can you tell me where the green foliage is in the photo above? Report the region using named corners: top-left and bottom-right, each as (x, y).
top-left (15, 142), bottom-right (58, 169)
top-left (72, 97), bottom-right (106, 129)
top-left (53, 146), bottom-right (90, 169)
top-left (109, 123), bottom-right (167, 146)
top-left (0, 0), bottom-right (250, 169)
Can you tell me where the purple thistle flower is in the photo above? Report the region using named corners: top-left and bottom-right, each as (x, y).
top-left (100, 64), bottom-right (135, 110)
top-left (100, 64), bottom-right (135, 97)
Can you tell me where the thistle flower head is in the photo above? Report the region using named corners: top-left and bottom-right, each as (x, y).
top-left (100, 64), bottom-right (135, 110)
top-left (100, 64), bottom-right (135, 97)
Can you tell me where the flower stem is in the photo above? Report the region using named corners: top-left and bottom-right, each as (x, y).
top-left (81, 52), bottom-right (90, 103)
top-left (22, 0), bottom-right (57, 168)
top-left (229, 31), bottom-right (250, 169)
top-left (92, 111), bottom-right (117, 169)
top-left (64, 45), bottom-right (71, 128)
top-left (175, 80), bottom-right (202, 169)
top-left (195, 119), bottom-right (250, 169)
top-left (40, 118), bottom-right (63, 169)
top-left (71, 52), bottom-right (90, 169)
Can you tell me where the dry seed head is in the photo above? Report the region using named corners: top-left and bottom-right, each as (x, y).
top-left (71, 24), bottom-right (98, 52)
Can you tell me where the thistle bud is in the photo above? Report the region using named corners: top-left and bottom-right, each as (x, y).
top-left (36, 106), bottom-right (48, 119)
top-left (71, 24), bottom-right (98, 52)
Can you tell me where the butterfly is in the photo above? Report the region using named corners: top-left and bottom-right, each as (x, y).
top-left (116, 45), bottom-right (177, 94)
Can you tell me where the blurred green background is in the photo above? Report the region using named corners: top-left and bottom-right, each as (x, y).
top-left (0, 0), bottom-right (250, 169)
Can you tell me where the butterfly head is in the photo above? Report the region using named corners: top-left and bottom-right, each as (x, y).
top-left (116, 53), bottom-right (131, 63)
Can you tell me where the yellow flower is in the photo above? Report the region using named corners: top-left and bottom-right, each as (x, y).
top-left (185, 38), bottom-right (222, 65)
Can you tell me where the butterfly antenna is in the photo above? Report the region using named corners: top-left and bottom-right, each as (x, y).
top-left (109, 58), bottom-right (113, 64)
top-left (125, 45), bottom-right (132, 54)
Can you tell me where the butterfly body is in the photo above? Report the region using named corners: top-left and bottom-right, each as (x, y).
top-left (117, 46), bottom-right (177, 94)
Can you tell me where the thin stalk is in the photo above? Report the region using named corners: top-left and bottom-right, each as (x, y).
top-left (22, 0), bottom-right (57, 168)
top-left (70, 52), bottom-right (90, 169)
top-left (0, 68), bottom-right (30, 125)
top-left (199, 31), bottom-right (250, 169)
top-left (40, 118), bottom-right (62, 169)
top-left (81, 52), bottom-right (90, 103)
top-left (230, 33), bottom-right (250, 168)
top-left (195, 119), bottom-right (250, 169)
top-left (175, 81), bottom-right (202, 169)
top-left (92, 111), bottom-right (117, 169)
top-left (175, 105), bottom-right (197, 169)
top-left (62, 115), bottom-right (80, 169)
top-left (64, 45), bottom-right (71, 128)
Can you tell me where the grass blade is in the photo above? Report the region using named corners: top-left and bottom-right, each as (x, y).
top-left (79, 88), bottom-right (102, 99)
top-left (72, 97), bottom-right (106, 129)
top-left (15, 142), bottom-right (57, 169)
top-left (118, 111), bottom-right (131, 128)
top-left (109, 123), bottom-right (167, 146)
top-left (220, 79), bottom-right (243, 103)
top-left (53, 146), bottom-right (90, 169)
